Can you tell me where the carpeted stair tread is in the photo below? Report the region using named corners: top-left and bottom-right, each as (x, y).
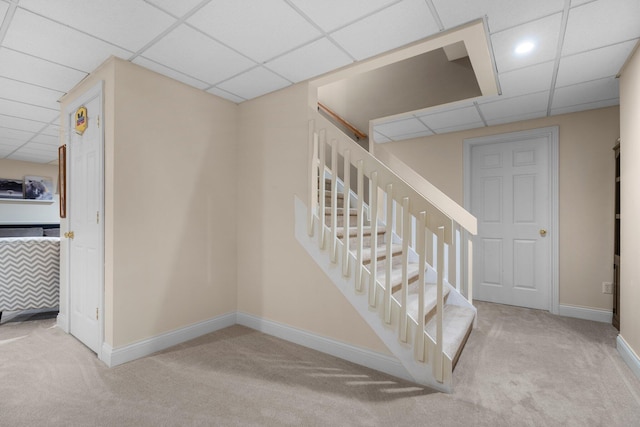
top-left (425, 304), bottom-right (475, 362)
top-left (324, 207), bottom-right (358, 216)
top-left (393, 283), bottom-right (451, 323)
top-left (375, 261), bottom-right (421, 293)
top-left (336, 225), bottom-right (386, 238)
top-left (361, 243), bottom-right (403, 263)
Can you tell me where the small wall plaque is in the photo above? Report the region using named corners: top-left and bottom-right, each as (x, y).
top-left (75, 106), bottom-right (88, 135)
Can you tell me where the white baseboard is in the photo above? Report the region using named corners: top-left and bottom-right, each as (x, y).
top-left (617, 335), bottom-right (640, 380)
top-left (56, 313), bottom-right (69, 333)
top-left (558, 304), bottom-right (612, 323)
top-left (101, 312), bottom-right (237, 367)
top-left (236, 312), bottom-right (412, 383)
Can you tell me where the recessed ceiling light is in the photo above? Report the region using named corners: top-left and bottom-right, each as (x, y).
top-left (515, 41), bottom-right (535, 55)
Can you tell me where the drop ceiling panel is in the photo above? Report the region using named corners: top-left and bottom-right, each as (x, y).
top-left (374, 131), bottom-right (392, 143)
top-left (0, 138), bottom-right (25, 149)
top-left (0, 114), bottom-right (47, 133)
top-left (556, 40), bottom-right (637, 88)
top-left (0, 98), bottom-right (58, 123)
top-left (16, 142), bottom-right (57, 155)
top-left (331, 0), bottom-right (439, 60)
top-left (434, 121), bottom-right (485, 134)
top-left (551, 77), bottom-right (619, 110)
top-left (375, 117), bottom-right (430, 138)
top-left (40, 125), bottom-right (61, 137)
top-left (0, 1), bottom-right (7, 21)
top-left (144, 0), bottom-right (204, 17)
top-left (0, 76), bottom-right (64, 110)
top-left (141, 24), bottom-right (255, 85)
top-left (478, 91), bottom-right (550, 121)
top-left (132, 56), bottom-right (210, 90)
top-left (485, 110), bottom-right (547, 126)
top-left (551, 97), bottom-right (619, 116)
top-left (8, 151), bottom-right (56, 163)
top-left (419, 106), bottom-right (482, 130)
top-left (432, 0), bottom-right (564, 33)
top-left (187, 0), bottom-right (320, 63)
top-left (206, 87), bottom-right (245, 104)
top-left (289, 0), bottom-right (398, 32)
top-left (265, 38), bottom-right (353, 83)
top-left (0, 126), bottom-right (33, 141)
top-left (217, 67), bottom-right (291, 100)
top-left (0, 48), bottom-right (87, 92)
top-left (491, 13), bottom-right (562, 73)
top-left (498, 61), bottom-right (555, 97)
top-left (30, 133), bottom-right (58, 145)
top-left (3, 9), bottom-right (132, 73)
top-left (19, 0), bottom-right (175, 52)
top-left (562, 0), bottom-right (640, 55)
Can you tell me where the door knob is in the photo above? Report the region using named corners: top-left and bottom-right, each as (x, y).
top-left (64, 231), bottom-right (75, 239)
top-left (539, 229), bottom-right (547, 237)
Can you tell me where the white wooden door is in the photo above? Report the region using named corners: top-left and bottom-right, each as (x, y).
top-left (470, 134), bottom-right (551, 310)
top-left (68, 87), bottom-right (103, 353)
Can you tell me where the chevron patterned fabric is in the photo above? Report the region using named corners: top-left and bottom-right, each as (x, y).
top-left (0, 237), bottom-right (59, 312)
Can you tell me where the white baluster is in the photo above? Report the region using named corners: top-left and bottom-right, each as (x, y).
top-left (384, 183), bottom-right (393, 324)
top-left (330, 140), bottom-right (338, 263)
top-left (399, 197), bottom-right (410, 343)
top-left (416, 211), bottom-right (427, 362)
top-left (342, 149), bottom-right (351, 276)
top-left (307, 121), bottom-right (317, 237)
top-left (368, 172), bottom-right (379, 307)
top-left (355, 160), bottom-right (364, 291)
top-left (434, 226), bottom-right (445, 383)
top-left (318, 129), bottom-right (326, 250)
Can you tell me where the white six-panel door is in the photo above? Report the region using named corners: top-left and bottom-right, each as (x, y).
top-left (468, 131), bottom-right (554, 310)
top-left (67, 84), bottom-right (104, 353)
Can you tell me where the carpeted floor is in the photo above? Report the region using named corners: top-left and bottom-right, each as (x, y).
top-left (1, 301), bottom-right (639, 426)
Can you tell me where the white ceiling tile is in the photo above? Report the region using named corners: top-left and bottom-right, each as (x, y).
top-left (563, 0), bottom-right (640, 55)
top-left (556, 40), bottom-right (637, 87)
top-left (289, 0), bottom-right (398, 32)
top-left (0, 98), bottom-right (58, 123)
top-left (17, 142), bottom-right (57, 154)
top-left (206, 88), bottom-right (245, 104)
top-left (133, 56), bottom-right (210, 90)
top-left (485, 110), bottom-right (547, 126)
top-left (30, 133), bottom-right (59, 146)
top-left (433, 121), bottom-right (485, 134)
top-left (4, 9), bottom-right (131, 73)
top-left (498, 61), bottom-right (555, 97)
top-left (217, 67), bottom-right (291, 100)
top-left (0, 48), bottom-right (87, 92)
top-left (0, 126), bottom-right (33, 141)
top-left (0, 114), bottom-right (47, 133)
top-left (418, 106), bottom-right (482, 130)
top-left (491, 13), bottom-right (562, 73)
top-left (8, 151), bottom-right (56, 163)
top-left (144, 0), bottom-right (204, 17)
top-left (432, 0), bottom-right (564, 33)
top-left (142, 24), bottom-right (255, 85)
top-left (375, 117), bottom-right (430, 138)
top-left (373, 131), bottom-right (392, 144)
top-left (478, 91), bottom-right (550, 121)
top-left (0, 76), bottom-right (64, 110)
top-left (551, 97), bottom-right (619, 115)
top-left (390, 129), bottom-right (435, 141)
top-left (40, 125), bottom-right (61, 137)
top-left (331, 0), bottom-right (440, 60)
top-left (19, 0), bottom-right (175, 52)
top-left (0, 138), bottom-right (25, 149)
top-left (0, 1), bottom-right (8, 21)
top-left (187, 0), bottom-right (320, 63)
top-left (265, 38), bottom-right (353, 83)
top-left (551, 77), bottom-right (619, 109)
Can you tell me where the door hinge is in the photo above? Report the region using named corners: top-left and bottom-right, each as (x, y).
top-left (97, 116), bottom-right (100, 128)
top-left (97, 211), bottom-right (100, 224)
top-left (96, 307), bottom-right (99, 320)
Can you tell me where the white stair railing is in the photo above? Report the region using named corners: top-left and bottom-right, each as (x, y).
top-left (307, 110), bottom-right (477, 385)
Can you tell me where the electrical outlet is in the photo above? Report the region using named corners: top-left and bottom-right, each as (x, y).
top-left (602, 282), bottom-right (613, 294)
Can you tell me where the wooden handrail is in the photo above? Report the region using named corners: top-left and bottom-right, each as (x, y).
top-left (318, 102), bottom-right (368, 140)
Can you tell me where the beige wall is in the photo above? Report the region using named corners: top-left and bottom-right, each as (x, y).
top-left (378, 106), bottom-right (620, 311)
top-left (61, 58), bottom-right (238, 348)
top-left (0, 159), bottom-right (60, 224)
top-left (236, 83), bottom-right (390, 355)
top-left (620, 45), bottom-right (640, 358)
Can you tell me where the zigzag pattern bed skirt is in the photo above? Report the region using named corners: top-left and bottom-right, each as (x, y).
top-left (0, 237), bottom-right (59, 312)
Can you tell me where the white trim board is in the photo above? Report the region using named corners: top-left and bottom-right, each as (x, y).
top-left (101, 312), bottom-right (237, 367)
top-left (236, 312), bottom-right (411, 383)
top-left (617, 335), bottom-right (640, 380)
top-left (558, 304), bottom-right (612, 323)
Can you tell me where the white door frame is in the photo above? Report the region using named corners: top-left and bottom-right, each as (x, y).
top-left (58, 81), bottom-right (105, 359)
top-left (463, 126), bottom-right (559, 314)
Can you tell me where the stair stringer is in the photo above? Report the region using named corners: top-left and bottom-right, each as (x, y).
top-left (295, 196), bottom-right (454, 393)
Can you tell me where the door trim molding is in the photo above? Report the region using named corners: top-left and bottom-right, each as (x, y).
top-left (463, 126), bottom-right (559, 314)
top-left (58, 81), bottom-right (105, 360)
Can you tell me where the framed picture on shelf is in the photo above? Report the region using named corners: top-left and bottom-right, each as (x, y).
top-left (0, 178), bottom-right (23, 199)
top-left (24, 175), bottom-right (54, 200)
